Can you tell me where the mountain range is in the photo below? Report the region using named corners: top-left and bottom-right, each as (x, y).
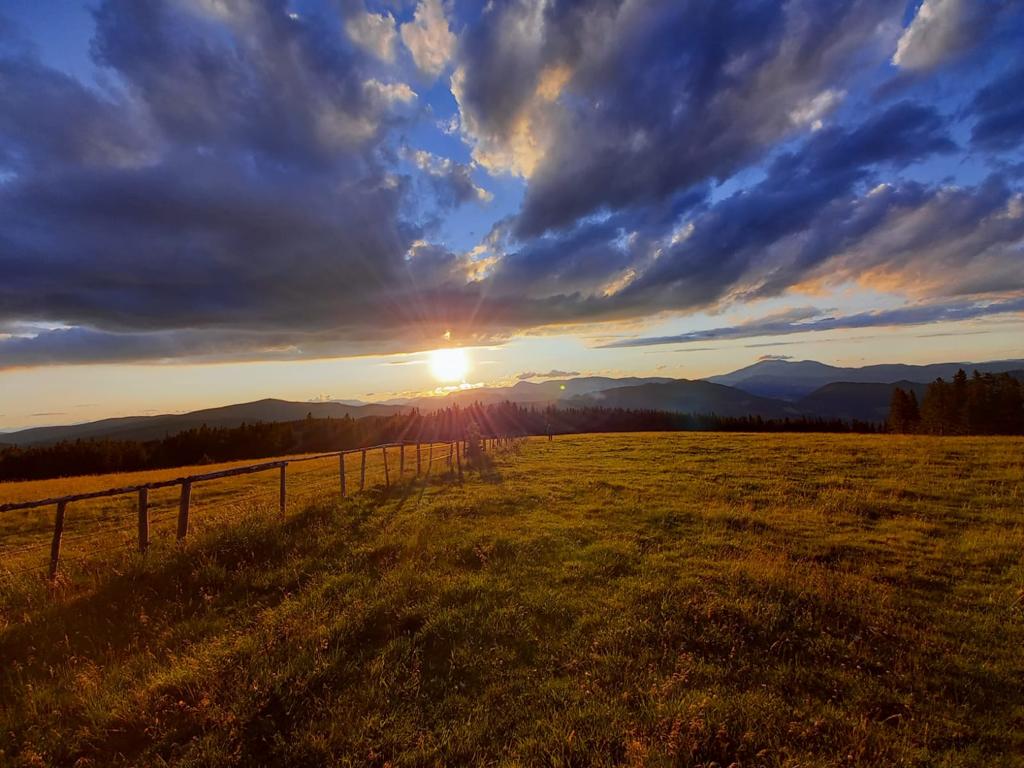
top-left (404, 376), bottom-right (676, 411)
top-left (3, 359), bottom-right (1022, 446)
top-left (569, 379), bottom-right (798, 418)
top-left (708, 358), bottom-right (1024, 400)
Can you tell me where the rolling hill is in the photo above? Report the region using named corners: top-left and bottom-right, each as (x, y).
top-left (569, 379), bottom-right (797, 418)
top-left (1, 378), bottom-right (674, 446)
top-left (6, 363), bottom-right (1021, 446)
top-left (2, 399), bottom-right (409, 446)
top-left (408, 376), bottom-right (675, 411)
top-left (795, 380), bottom-right (930, 424)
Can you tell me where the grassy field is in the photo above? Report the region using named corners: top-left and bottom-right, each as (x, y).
top-left (1, 432), bottom-right (1023, 766)
top-left (0, 443), bottom-right (450, 573)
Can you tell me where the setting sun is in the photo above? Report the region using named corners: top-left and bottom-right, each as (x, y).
top-left (429, 347), bottom-right (470, 383)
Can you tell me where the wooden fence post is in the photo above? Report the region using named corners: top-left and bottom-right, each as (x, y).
top-left (279, 463), bottom-right (287, 515)
top-left (448, 442), bottom-right (453, 471)
top-left (49, 501), bottom-right (67, 579)
top-left (383, 446), bottom-right (390, 487)
top-left (400, 442), bottom-right (405, 478)
top-left (177, 481), bottom-right (191, 541)
top-left (339, 452), bottom-right (346, 497)
top-left (137, 488), bottom-right (149, 553)
top-left (360, 449), bottom-right (367, 491)
top-left (456, 440), bottom-right (463, 482)
top-left (416, 442), bottom-right (421, 476)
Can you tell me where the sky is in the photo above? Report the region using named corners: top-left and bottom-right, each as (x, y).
top-left (1, 0), bottom-right (1023, 430)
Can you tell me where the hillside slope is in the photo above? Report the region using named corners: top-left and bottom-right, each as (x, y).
top-left (570, 379), bottom-right (796, 418)
top-left (3, 399), bottom-right (408, 446)
top-left (796, 380), bottom-right (931, 423)
top-left (409, 376), bottom-right (674, 411)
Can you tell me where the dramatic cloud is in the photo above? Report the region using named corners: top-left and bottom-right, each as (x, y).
top-left (0, 1), bottom-right (453, 362)
top-left (90, 0), bottom-right (407, 165)
top-left (0, 0), bottom-right (1021, 369)
top-left (969, 64), bottom-right (1024, 150)
top-left (893, 0), bottom-right (983, 70)
top-left (345, 6), bottom-right (398, 62)
top-left (455, 0), bottom-right (901, 236)
top-left (404, 148), bottom-right (492, 206)
top-left (516, 370), bottom-right (579, 380)
top-left (0, 326), bottom-right (295, 368)
top-left (400, 0), bottom-right (455, 78)
top-left (595, 102), bottom-right (961, 311)
top-left (600, 298), bottom-right (1024, 349)
top-left (0, 31), bottom-right (153, 172)
top-left (789, 89), bottom-right (846, 131)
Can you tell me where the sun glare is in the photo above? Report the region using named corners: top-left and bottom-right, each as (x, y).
top-left (429, 347), bottom-right (470, 383)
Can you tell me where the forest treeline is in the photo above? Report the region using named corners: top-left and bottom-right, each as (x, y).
top-left (888, 370), bottom-right (1023, 435)
top-left (0, 402), bottom-right (878, 482)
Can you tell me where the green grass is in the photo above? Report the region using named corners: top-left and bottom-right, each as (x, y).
top-left (1, 433), bottom-right (1023, 766)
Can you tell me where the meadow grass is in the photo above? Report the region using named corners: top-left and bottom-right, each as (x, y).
top-left (0, 443), bottom-right (447, 571)
top-left (1, 432), bottom-right (1022, 766)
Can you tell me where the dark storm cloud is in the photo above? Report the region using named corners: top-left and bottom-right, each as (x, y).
top-left (599, 297), bottom-right (1024, 349)
top-left (626, 101), bottom-right (956, 297)
top-left (456, 0), bottom-right (899, 237)
top-left (8, 112), bottom-right (1006, 368)
top-left (0, 0), bottom-right (514, 370)
top-left (90, 0), bottom-right (394, 168)
top-left (969, 64), bottom-right (1024, 151)
top-left (0, 324), bottom-right (441, 369)
top-left (0, 26), bottom-right (152, 173)
top-left (0, 153), bottom-right (416, 331)
top-left (1, 0), bottom-right (1022, 369)
top-left (0, 0), bottom-right (450, 361)
top-left (0, 326), bottom-right (286, 368)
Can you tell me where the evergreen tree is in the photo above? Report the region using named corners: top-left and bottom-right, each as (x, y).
top-left (994, 373), bottom-right (1024, 434)
top-left (906, 390), bottom-right (920, 431)
top-left (888, 388), bottom-right (910, 433)
top-left (921, 378), bottom-right (950, 435)
top-left (951, 369), bottom-right (969, 434)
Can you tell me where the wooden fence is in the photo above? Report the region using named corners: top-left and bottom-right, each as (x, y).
top-left (0, 437), bottom-right (515, 580)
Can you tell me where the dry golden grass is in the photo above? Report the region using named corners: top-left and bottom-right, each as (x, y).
top-left (0, 442), bottom-right (454, 574)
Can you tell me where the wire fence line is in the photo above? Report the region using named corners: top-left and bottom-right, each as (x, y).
top-left (0, 436), bottom-right (518, 581)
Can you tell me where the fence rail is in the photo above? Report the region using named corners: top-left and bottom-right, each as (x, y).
top-left (0, 437), bottom-right (516, 580)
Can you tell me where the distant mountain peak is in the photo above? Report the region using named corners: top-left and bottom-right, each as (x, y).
top-left (707, 357), bottom-right (1024, 401)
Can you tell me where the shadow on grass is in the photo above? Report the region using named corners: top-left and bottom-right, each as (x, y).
top-left (466, 452), bottom-right (503, 483)
top-left (2, 470), bottom-right (475, 683)
top-left (0, 501), bottom-right (352, 690)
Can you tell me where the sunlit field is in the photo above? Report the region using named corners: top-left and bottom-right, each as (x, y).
top-left (0, 442), bottom-right (455, 578)
top-left (2, 433), bottom-right (1023, 766)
